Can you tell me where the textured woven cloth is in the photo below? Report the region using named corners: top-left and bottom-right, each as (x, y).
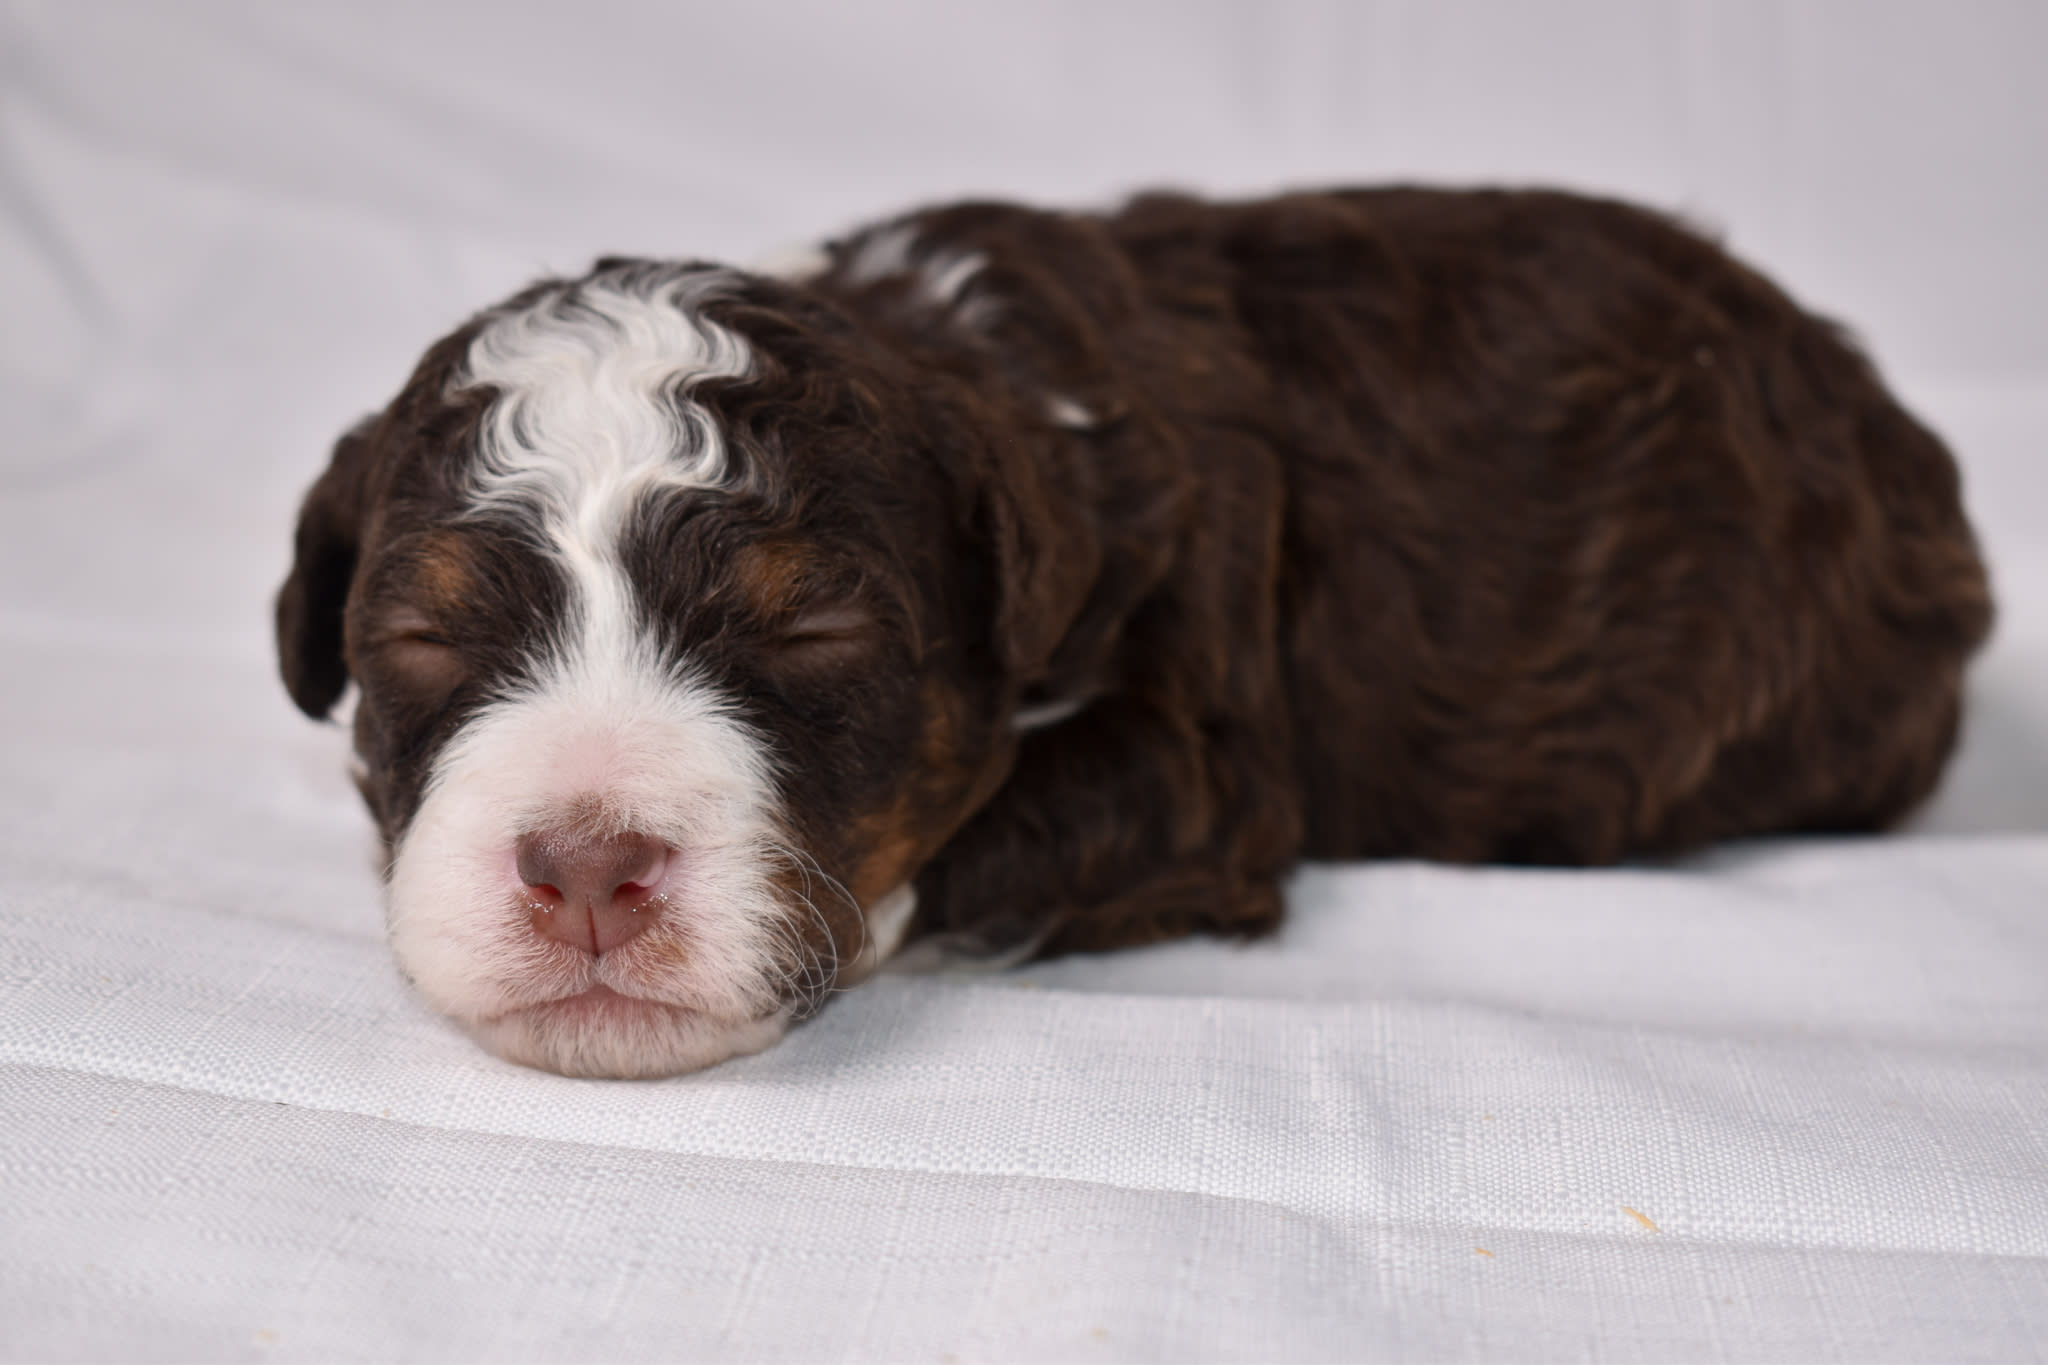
top-left (4, 3), bottom-right (2045, 1360)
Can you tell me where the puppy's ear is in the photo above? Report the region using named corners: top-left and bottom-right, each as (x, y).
top-left (276, 417), bottom-right (378, 718)
top-left (977, 435), bottom-right (1102, 682)
top-left (905, 206), bottom-right (1178, 687)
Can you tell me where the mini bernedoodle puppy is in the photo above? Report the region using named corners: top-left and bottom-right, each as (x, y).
top-left (278, 187), bottom-right (1992, 1078)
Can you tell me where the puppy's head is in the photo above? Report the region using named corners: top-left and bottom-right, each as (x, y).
top-left (276, 259), bottom-right (1096, 1077)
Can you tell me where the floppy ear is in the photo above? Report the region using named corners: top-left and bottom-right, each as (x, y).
top-left (908, 207), bottom-right (1189, 690)
top-left (275, 418), bottom-right (378, 718)
top-left (976, 432), bottom-right (1102, 683)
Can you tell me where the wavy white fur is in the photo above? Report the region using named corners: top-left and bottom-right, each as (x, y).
top-left (465, 265), bottom-right (751, 539)
top-left (383, 265), bottom-right (816, 1077)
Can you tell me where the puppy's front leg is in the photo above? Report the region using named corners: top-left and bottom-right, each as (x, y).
top-left (911, 693), bottom-right (1299, 961)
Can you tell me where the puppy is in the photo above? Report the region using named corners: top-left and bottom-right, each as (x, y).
top-left (277, 187), bottom-right (1992, 1078)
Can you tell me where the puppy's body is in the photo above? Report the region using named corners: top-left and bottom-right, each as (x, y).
top-left (279, 188), bottom-right (1991, 1076)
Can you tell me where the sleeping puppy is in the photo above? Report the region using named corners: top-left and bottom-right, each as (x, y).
top-left (276, 188), bottom-right (1992, 1078)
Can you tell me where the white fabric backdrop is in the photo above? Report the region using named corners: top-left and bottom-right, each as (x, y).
top-left (2, 2), bottom-right (2044, 1360)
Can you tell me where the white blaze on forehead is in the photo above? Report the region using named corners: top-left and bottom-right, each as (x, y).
top-left (455, 264), bottom-right (756, 711)
top-left (462, 265), bottom-right (751, 558)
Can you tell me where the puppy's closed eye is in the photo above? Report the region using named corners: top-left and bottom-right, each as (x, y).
top-left (368, 609), bottom-right (468, 694)
top-left (773, 603), bottom-right (876, 672)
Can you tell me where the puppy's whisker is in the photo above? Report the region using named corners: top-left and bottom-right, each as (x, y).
top-left (762, 840), bottom-right (863, 1016)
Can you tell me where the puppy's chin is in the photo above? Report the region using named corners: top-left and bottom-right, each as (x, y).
top-left (468, 988), bottom-right (790, 1079)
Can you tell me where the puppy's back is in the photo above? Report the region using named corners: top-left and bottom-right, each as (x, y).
top-left (1109, 187), bottom-right (1991, 862)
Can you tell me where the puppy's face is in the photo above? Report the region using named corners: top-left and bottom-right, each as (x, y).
top-left (277, 261), bottom-right (1058, 1077)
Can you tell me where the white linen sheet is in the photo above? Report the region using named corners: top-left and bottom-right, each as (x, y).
top-left (3, 3), bottom-right (2044, 1359)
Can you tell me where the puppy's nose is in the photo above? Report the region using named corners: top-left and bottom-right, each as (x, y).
top-left (516, 829), bottom-right (671, 955)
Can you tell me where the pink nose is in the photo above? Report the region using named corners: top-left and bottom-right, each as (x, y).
top-left (516, 828), bottom-right (671, 956)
